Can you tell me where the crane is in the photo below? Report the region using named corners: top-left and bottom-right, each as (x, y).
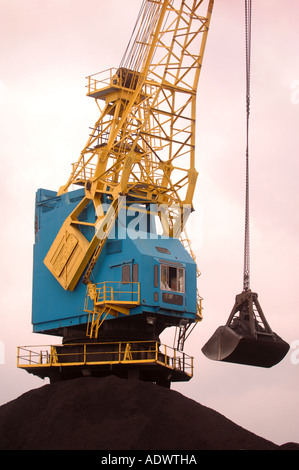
top-left (17, 0), bottom-right (214, 387)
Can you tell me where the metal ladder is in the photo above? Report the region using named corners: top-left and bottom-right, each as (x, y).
top-left (86, 306), bottom-right (112, 339)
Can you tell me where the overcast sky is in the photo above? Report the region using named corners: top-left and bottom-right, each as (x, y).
top-left (0, 0), bottom-right (298, 446)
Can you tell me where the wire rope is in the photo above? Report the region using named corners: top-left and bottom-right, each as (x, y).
top-left (243, 0), bottom-right (252, 291)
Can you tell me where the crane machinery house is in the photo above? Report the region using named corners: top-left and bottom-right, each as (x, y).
top-left (18, 0), bottom-right (214, 387)
top-left (33, 190), bottom-right (197, 334)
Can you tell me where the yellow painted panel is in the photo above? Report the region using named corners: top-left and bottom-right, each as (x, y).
top-left (44, 220), bottom-right (91, 291)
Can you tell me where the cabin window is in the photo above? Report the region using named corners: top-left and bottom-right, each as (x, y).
top-left (160, 265), bottom-right (185, 293)
top-left (132, 263), bottom-right (139, 282)
top-left (154, 265), bottom-right (159, 288)
top-left (162, 292), bottom-right (183, 305)
top-left (155, 246), bottom-right (170, 254)
top-left (122, 264), bottom-right (131, 284)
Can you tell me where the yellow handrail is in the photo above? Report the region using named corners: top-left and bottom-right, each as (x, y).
top-left (17, 341), bottom-right (193, 377)
top-left (94, 281), bottom-right (140, 305)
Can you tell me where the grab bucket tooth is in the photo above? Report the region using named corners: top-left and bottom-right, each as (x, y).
top-left (202, 290), bottom-right (290, 368)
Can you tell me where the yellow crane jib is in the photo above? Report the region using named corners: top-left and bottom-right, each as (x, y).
top-left (44, 0), bottom-right (213, 292)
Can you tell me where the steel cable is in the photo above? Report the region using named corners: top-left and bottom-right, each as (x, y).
top-left (243, 0), bottom-right (252, 291)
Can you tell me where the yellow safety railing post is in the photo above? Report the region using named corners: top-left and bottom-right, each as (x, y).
top-left (173, 349), bottom-right (176, 369)
top-left (111, 284), bottom-right (113, 302)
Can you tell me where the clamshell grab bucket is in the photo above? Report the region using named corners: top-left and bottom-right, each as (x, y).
top-left (202, 290), bottom-right (290, 368)
top-left (202, 325), bottom-right (290, 368)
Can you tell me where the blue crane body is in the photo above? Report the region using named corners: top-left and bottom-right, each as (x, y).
top-left (33, 188), bottom-right (197, 335)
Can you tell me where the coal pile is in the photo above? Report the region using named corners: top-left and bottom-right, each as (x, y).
top-left (0, 375), bottom-right (297, 450)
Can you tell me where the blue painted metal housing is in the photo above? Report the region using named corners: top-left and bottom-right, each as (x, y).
top-left (33, 188), bottom-right (197, 335)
